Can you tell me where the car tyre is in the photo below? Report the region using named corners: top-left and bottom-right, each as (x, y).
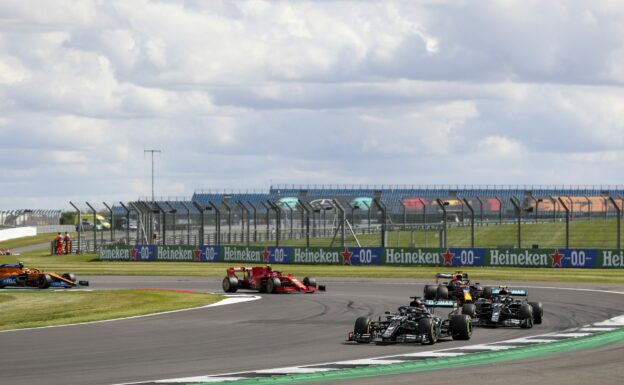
top-left (529, 301), bottom-right (543, 324)
top-left (418, 317), bottom-right (438, 345)
top-left (424, 284), bottom-right (438, 300)
top-left (37, 274), bottom-right (52, 289)
top-left (222, 276), bottom-right (239, 293)
top-left (353, 316), bottom-right (371, 343)
top-left (450, 314), bottom-right (472, 340)
top-left (462, 303), bottom-right (477, 318)
top-left (436, 285), bottom-right (449, 300)
top-left (266, 277), bottom-right (281, 294)
top-left (519, 304), bottom-right (534, 329)
top-left (303, 277), bottom-right (317, 287)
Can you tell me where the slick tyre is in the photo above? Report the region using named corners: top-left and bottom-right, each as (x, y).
top-left (519, 304), bottom-right (534, 329)
top-left (436, 285), bottom-right (449, 300)
top-left (450, 314), bottom-right (472, 340)
top-left (482, 286), bottom-right (493, 299)
top-left (37, 274), bottom-right (52, 289)
top-left (266, 277), bottom-right (281, 294)
top-left (462, 303), bottom-right (477, 318)
top-left (353, 316), bottom-right (371, 343)
top-left (529, 301), bottom-right (543, 325)
top-left (222, 276), bottom-right (239, 293)
top-left (303, 277), bottom-right (317, 288)
top-left (418, 317), bottom-right (438, 345)
top-left (424, 285), bottom-right (438, 300)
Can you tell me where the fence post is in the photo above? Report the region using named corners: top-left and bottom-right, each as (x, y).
top-left (609, 197), bottom-right (621, 250)
top-left (298, 199), bottom-right (311, 248)
top-left (192, 202), bottom-right (205, 245)
top-left (85, 202), bottom-right (97, 251)
top-left (102, 202), bottom-right (114, 243)
top-left (69, 201), bottom-right (81, 254)
top-left (463, 198), bottom-right (475, 248)
top-left (119, 202), bottom-right (131, 245)
top-left (435, 198), bottom-right (448, 248)
top-left (557, 197), bottom-right (570, 249)
top-left (208, 201), bottom-right (221, 245)
top-left (509, 197), bottom-right (522, 248)
top-left (373, 198), bottom-right (387, 247)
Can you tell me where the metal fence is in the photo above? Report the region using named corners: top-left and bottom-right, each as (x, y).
top-left (66, 194), bottom-right (623, 253)
top-left (0, 210), bottom-right (61, 228)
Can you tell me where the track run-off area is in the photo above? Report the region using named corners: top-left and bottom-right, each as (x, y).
top-left (0, 276), bottom-right (622, 385)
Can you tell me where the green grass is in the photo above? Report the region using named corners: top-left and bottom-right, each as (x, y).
top-left (1, 253), bottom-right (623, 284)
top-left (0, 232), bottom-right (77, 250)
top-left (0, 289), bottom-right (221, 330)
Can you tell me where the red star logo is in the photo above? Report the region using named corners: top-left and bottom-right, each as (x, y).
top-left (442, 249), bottom-right (454, 266)
top-left (262, 247), bottom-right (271, 263)
top-left (193, 247), bottom-right (202, 262)
top-left (130, 246), bottom-right (138, 261)
top-left (551, 249), bottom-right (564, 268)
top-left (342, 248), bottom-right (353, 265)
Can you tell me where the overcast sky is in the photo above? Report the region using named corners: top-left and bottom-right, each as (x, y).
top-left (1, 0), bottom-right (623, 210)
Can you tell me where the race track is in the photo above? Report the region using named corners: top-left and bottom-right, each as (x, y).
top-left (0, 276), bottom-right (622, 385)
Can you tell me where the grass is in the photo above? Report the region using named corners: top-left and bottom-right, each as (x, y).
top-left (0, 232), bottom-right (77, 250)
top-left (0, 289), bottom-right (221, 330)
top-left (1, 252), bottom-right (623, 284)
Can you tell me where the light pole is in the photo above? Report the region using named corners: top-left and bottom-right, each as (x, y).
top-left (144, 149), bottom-right (161, 202)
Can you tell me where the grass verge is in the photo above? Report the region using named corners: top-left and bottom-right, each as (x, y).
top-left (0, 289), bottom-right (221, 330)
top-left (1, 252), bottom-right (623, 284)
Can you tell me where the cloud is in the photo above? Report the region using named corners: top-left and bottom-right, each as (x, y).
top-left (0, 1), bottom-right (623, 209)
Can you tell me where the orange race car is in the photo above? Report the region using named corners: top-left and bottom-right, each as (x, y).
top-left (0, 263), bottom-right (88, 289)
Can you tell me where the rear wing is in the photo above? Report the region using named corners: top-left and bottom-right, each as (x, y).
top-left (424, 299), bottom-right (457, 308)
top-left (491, 288), bottom-right (528, 296)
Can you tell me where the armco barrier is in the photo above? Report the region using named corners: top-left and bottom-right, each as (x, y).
top-left (99, 245), bottom-right (624, 268)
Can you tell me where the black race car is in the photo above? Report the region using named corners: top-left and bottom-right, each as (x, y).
top-left (461, 286), bottom-right (543, 328)
top-left (348, 298), bottom-right (472, 345)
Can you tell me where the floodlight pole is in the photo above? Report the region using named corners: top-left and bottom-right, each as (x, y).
top-left (144, 149), bottom-right (161, 202)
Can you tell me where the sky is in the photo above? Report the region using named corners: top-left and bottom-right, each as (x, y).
top-left (1, 0), bottom-right (623, 210)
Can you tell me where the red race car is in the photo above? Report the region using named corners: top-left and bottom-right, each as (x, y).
top-left (222, 266), bottom-right (325, 294)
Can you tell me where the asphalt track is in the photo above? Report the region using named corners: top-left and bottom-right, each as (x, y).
top-left (0, 276), bottom-right (622, 385)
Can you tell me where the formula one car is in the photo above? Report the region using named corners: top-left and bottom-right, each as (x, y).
top-left (0, 263), bottom-right (89, 289)
top-left (222, 266), bottom-right (325, 294)
top-left (423, 271), bottom-right (484, 304)
top-left (348, 298), bottom-right (472, 344)
top-left (462, 286), bottom-right (543, 328)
